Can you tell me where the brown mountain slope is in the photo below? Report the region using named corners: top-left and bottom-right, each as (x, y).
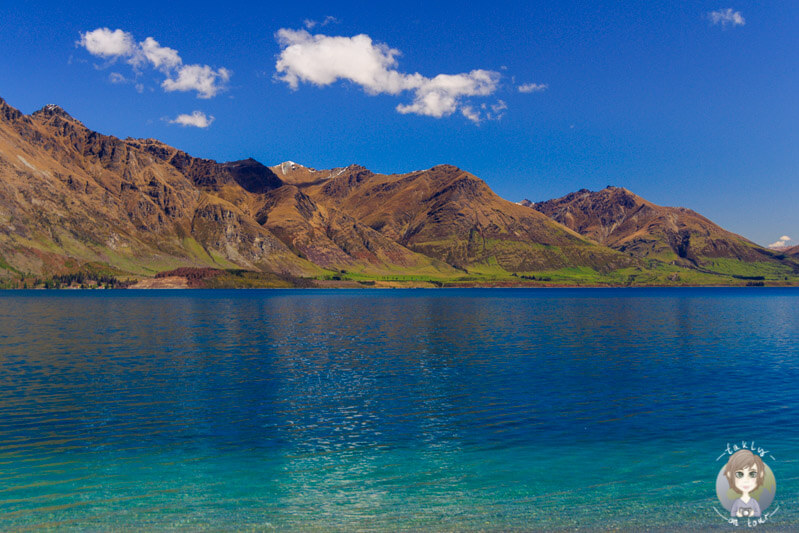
top-left (0, 97), bottom-right (455, 280)
top-left (281, 163), bottom-right (636, 273)
top-left (0, 98), bottom-right (315, 277)
top-left (7, 95), bottom-right (788, 286)
top-left (253, 185), bottom-right (457, 275)
top-left (783, 245), bottom-right (799, 257)
top-left (528, 187), bottom-right (791, 270)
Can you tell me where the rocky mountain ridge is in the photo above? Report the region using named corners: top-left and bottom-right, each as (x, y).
top-left (527, 186), bottom-right (788, 270)
top-left (0, 97), bottom-right (795, 287)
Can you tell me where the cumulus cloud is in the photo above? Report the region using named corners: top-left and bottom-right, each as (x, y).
top-left (163, 65), bottom-right (231, 99)
top-left (79, 28), bottom-right (137, 58)
top-left (140, 37), bottom-right (182, 71)
top-left (708, 8), bottom-right (745, 27)
top-left (275, 29), bottom-right (412, 93)
top-left (396, 70), bottom-right (499, 119)
top-left (168, 111), bottom-right (215, 128)
top-left (768, 236), bottom-right (792, 249)
top-left (518, 82), bottom-right (548, 93)
top-left (77, 28), bottom-right (230, 98)
top-left (275, 28), bottom-right (501, 121)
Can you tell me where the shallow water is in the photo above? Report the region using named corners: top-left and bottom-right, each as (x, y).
top-left (0, 288), bottom-right (797, 530)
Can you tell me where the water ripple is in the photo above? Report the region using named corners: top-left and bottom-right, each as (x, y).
top-left (0, 288), bottom-right (798, 530)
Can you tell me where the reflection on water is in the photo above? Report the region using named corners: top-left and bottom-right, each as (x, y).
top-left (1, 288), bottom-right (798, 530)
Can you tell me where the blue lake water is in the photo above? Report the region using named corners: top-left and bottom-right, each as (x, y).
top-left (0, 288), bottom-right (797, 531)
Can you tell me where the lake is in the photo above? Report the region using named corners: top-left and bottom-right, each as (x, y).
top-left (1, 288), bottom-right (797, 530)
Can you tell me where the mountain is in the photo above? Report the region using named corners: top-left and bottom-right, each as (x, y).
top-left (279, 163), bottom-right (634, 274)
top-left (0, 96), bottom-right (628, 285)
top-left (0, 95), bottom-right (795, 287)
top-left (253, 183), bottom-right (457, 275)
top-left (0, 98), bottom-right (468, 282)
top-left (527, 186), bottom-right (797, 277)
top-left (0, 98), bottom-right (317, 279)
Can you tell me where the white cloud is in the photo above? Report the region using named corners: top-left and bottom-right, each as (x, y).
top-left (397, 70), bottom-right (500, 118)
top-left (304, 16), bottom-right (339, 30)
top-left (460, 106), bottom-right (481, 124)
top-left (78, 28), bottom-right (137, 58)
top-left (275, 28), bottom-right (501, 121)
top-left (460, 100), bottom-right (508, 124)
top-left (275, 29), bottom-right (412, 94)
top-left (77, 28), bottom-right (230, 98)
top-left (169, 111), bottom-right (215, 128)
top-left (140, 37), bottom-right (182, 71)
top-left (489, 100), bottom-right (507, 118)
top-left (709, 8), bottom-right (745, 27)
top-left (518, 82), bottom-right (548, 93)
top-left (769, 236), bottom-right (792, 249)
top-left (163, 65), bottom-right (231, 99)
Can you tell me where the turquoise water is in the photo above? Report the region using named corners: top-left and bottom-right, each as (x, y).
top-left (1, 288), bottom-right (797, 531)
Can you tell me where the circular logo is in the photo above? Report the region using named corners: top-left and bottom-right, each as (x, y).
top-left (716, 449), bottom-right (776, 518)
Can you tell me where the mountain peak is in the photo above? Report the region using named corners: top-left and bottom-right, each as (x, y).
top-left (278, 161), bottom-right (305, 175)
top-left (531, 186), bottom-right (775, 265)
top-left (32, 104), bottom-right (85, 127)
top-left (603, 185), bottom-right (635, 195)
top-left (602, 185), bottom-right (639, 200)
top-left (429, 164), bottom-right (462, 173)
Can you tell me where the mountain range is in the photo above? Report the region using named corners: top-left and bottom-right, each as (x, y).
top-left (0, 96), bottom-right (796, 288)
top-left (526, 187), bottom-right (793, 277)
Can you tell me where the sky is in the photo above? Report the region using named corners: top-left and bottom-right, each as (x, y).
top-left (1, 1), bottom-right (797, 247)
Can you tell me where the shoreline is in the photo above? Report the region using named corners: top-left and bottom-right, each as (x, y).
top-left (2, 283), bottom-right (798, 290)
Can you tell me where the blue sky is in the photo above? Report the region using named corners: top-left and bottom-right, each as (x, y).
top-left (1, 1), bottom-right (796, 246)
